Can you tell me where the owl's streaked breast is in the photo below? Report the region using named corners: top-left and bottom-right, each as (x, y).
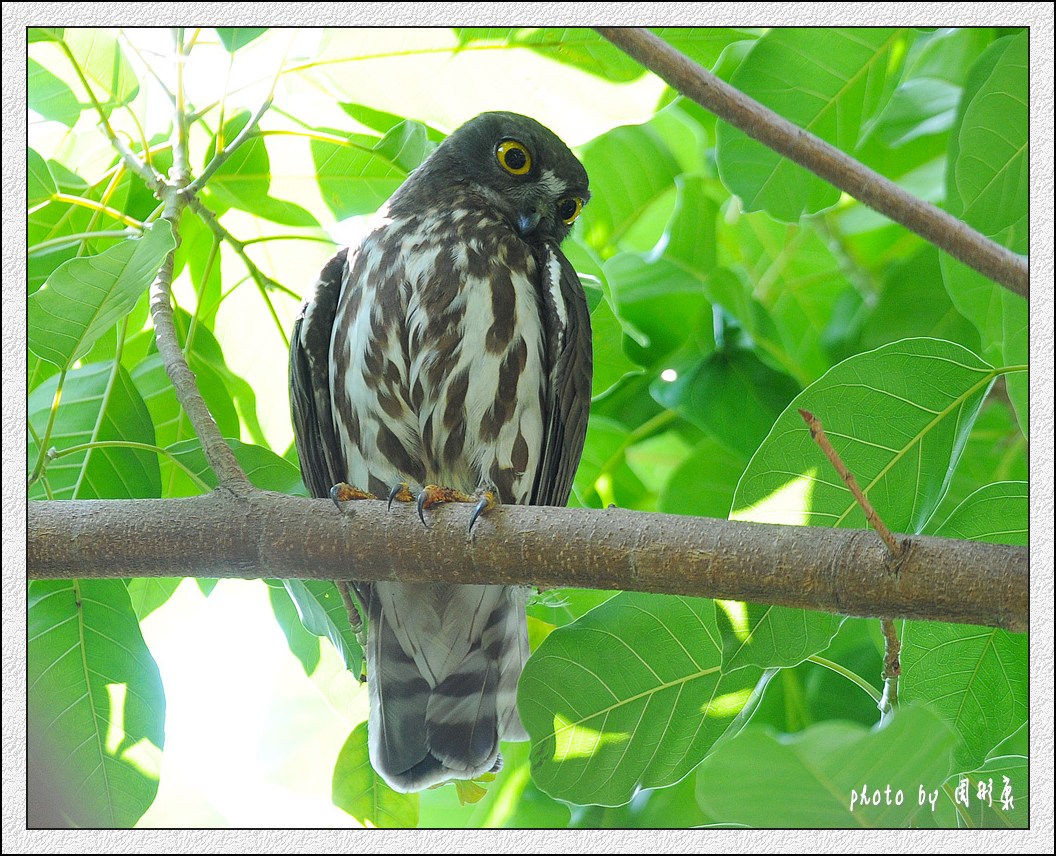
top-left (329, 196), bottom-right (546, 504)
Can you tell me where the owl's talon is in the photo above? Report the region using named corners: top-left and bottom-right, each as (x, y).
top-left (468, 490), bottom-right (497, 534)
top-left (416, 490), bottom-right (433, 528)
top-left (330, 482), bottom-right (375, 510)
top-left (388, 482), bottom-right (413, 510)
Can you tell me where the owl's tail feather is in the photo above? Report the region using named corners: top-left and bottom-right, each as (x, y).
top-left (365, 584), bottom-right (529, 793)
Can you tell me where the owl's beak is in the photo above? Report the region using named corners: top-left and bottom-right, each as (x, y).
top-left (516, 211), bottom-right (542, 237)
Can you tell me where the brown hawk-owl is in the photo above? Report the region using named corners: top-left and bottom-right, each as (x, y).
top-left (288, 112), bottom-right (592, 792)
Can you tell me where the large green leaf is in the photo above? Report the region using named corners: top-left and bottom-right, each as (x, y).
top-left (732, 339), bottom-right (999, 536)
top-left (332, 721), bottom-right (419, 827)
top-left (311, 132), bottom-right (410, 219)
top-left (717, 28), bottom-right (905, 221)
top-left (695, 705), bottom-right (957, 827)
top-left (28, 361), bottom-right (161, 501)
top-left (939, 32), bottom-right (1028, 436)
top-left (28, 221), bottom-right (175, 369)
top-left (579, 123), bottom-right (682, 255)
top-left (215, 27), bottom-right (269, 52)
top-left (62, 28), bottom-right (139, 114)
top-left (900, 481), bottom-right (1028, 773)
top-left (28, 578), bottom-right (165, 827)
top-left (28, 57), bottom-right (83, 127)
top-left (28, 148), bottom-right (58, 208)
top-left (657, 437), bottom-right (745, 520)
top-left (204, 112), bottom-right (319, 227)
top-left (651, 346), bottom-right (800, 459)
top-left (270, 579), bottom-right (364, 677)
top-left (716, 213), bottom-right (856, 384)
top-left (165, 438), bottom-right (306, 496)
top-left (520, 593), bottom-right (771, 806)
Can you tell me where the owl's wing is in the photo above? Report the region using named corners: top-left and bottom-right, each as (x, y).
top-left (531, 244), bottom-right (593, 507)
top-left (289, 248), bottom-right (349, 499)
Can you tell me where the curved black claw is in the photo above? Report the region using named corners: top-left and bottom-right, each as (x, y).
top-left (416, 490), bottom-right (432, 528)
top-left (468, 490), bottom-right (497, 534)
top-left (329, 484), bottom-right (344, 511)
top-left (388, 482), bottom-right (407, 511)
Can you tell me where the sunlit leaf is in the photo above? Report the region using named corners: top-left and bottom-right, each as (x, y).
top-left (733, 339), bottom-right (998, 535)
top-left (29, 58), bottom-right (83, 127)
top-left (695, 706), bottom-right (956, 827)
top-left (939, 31), bottom-right (1028, 436)
top-left (28, 578), bottom-right (165, 827)
top-left (521, 593), bottom-right (772, 805)
top-left (332, 721), bottom-right (419, 827)
top-left (717, 28), bottom-right (905, 220)
top-left (28, 361), bottom-right (161, 501)
top-left (215, 27), bottom-right (269, 52)
top-left (63, 28), bottom-right (139, 114)
top-left (28, 221), bottom-right (175, 369)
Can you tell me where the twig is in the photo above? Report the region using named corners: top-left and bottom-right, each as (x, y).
top-left (799, 408), bottom-right (904, 720)
top-left (799, 409), bottom-right (904, 558)
top-left (879, 618), bottom-right (902, 719)
top-left (595, 27), bottom-right (1029, 300)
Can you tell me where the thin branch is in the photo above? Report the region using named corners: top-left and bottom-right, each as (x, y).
top-left (799, 409), bottom-right (904, 558)
top-left (595, 27), bottom-right (1029, 300)
top-left (799, 408), bottom-right (905, 721)
top-left (27, 495), bottom-right (1028, 633)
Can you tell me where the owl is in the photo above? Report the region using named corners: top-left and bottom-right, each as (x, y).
top-left (289, 111), bottom-right (591, 792)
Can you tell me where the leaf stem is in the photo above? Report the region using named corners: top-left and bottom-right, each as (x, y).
top-left (49, 193), bottom-right (145, 229)
top-left (52, 440), bottom-right (213, 493)
top-left (807, 655), bottom-right (882, 704)
top-left (28, 368), bottom-right (68, 487)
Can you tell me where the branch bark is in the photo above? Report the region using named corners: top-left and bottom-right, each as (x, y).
top-left (27, 494), bottom-right (1028, 633)
top-left (596, 27), bottom-right (1029, 300)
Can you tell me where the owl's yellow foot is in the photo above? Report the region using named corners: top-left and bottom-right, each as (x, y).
top-left (329, 482), bottom-right (376, 510)
top-left (415, 485), bottom-right (498, 533)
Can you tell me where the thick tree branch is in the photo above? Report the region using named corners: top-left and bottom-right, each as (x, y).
top-left (596, 27), bottom-right (1029, 300)
top-left (27, 494), bottom-right (1028, 633)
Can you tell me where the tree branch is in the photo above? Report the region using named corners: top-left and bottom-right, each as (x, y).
top-left (27, 494), bottom-right (1028, 633)
top-left (596, 27), bottom-right (1029, 300)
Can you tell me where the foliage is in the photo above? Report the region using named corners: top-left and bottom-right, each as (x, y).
top-left (26, 26), bottom-right (1029, 829)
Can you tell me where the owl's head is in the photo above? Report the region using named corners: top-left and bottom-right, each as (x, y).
top-left (413, 111), bottom-right (590, 245)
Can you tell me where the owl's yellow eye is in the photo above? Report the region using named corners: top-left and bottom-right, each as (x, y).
top-left (496, 140), bottom-right (532, 175)
top-left (557, 196), bottom-right (583, 225)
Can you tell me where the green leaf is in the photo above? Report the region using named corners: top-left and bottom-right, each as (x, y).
top-left (63, 28), bottom-right (139, 114)
top-left (900, 622), bottom-right (1027, 774)
top-left (125, 578), bottom-right (183, 621)
top-left (28, 221), bottom-right (175, 369)
top-left (716, 214), bottom-right (856, 383)
top-left (603, 254), bottom-right (711, 363)
top-left (589, 292), bottom-right (643, 399)
top-left (520, 593), bottom-right (771, 806)
top-left (29, 58), bottom-right (83, 127)
top-left (272, 579), bottom-right (363, 676)
top-left (28, 148), bottom-right (58, 208)
top-left (28, 361), bottom-right (161, 500)
top-left (333, 721), bottom-right (419, 827)
top-left (860, 246), bottom-right (981, 354)
top-left (266, 582), bottom-right (322, 675)
top-left (716, 601), bottom-right (844, 672)
top-left (29, 27), bottom-right (65, 42)
top-left (311, 132), bottom-right (408, 219)
top-left (900, 481), bottom-right (1028, 775)
top-left (165, 438), bottom-right (307, 495)
top-left (939, 32), bottom-right (1028, 437)
top-left (658, 437), bottom-right (745, 519)
top-left (215, 27), bottom-right (269, 52)
top-left (651, 347), bottom-right (800, 459)
top-left (28, 578), bottom-right (165, 827)
top-left (732, 339), bottom-right (998, 536)
top-left (579, 123), bottom-right (683, 255)
top-left (372, 119), bottom-right (435, 173)
top-left (717, 28), bottom-right (904, 221)
top-left (931, 481), bottom-right (1027, 545)
top-left (694, 706), bottom-right (957, 827)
